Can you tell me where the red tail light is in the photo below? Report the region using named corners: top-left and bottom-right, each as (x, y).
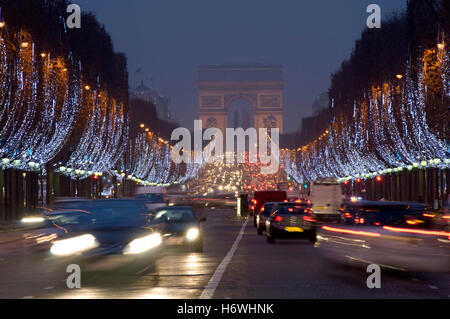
top-left (406, 220), bottom-right (418, 225)
top-left (303, 216), bottom-right (316, 222)
top-left (261, 207), bottom-right (265, 212)
top-left (272, 215), bottom-right (283, 222)
top-left (422, 213), bottom-right (435, 218)
top-left (295, 199), bottom-right (302, 203)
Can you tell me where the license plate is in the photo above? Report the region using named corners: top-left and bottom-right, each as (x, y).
top-left (285, 227), bottom-right (303, 232)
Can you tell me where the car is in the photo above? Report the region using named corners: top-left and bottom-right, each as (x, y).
top-left (339, 200), bottom-right (431, 226)
top-left (146, 206), bottom-right (206, 252)
top-left (250, 191), bottom-right (287, 226)
top-left (264, 204), bottom-right (317, 243)
top-left (36, 199), bottom-right (163, 273)
top-left (315, 200), bottom-right (450, 273)
top-left (256, 202), bottom-right (312, 235)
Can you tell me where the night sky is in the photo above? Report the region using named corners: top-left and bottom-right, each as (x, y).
top-left (75, 0), bottom-right (407, 132)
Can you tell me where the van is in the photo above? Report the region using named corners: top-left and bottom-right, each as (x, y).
top-left (309, 178), bottom-right (344, 221)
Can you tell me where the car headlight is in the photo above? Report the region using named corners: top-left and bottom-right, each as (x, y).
top-left (21, 216), bottom-right (45, 224)
top-left (186, 228), bottom-right (199, 241)
top-left (124, 233), bottom-right (162, 255)
top-left (50, 234), bottom-right (97, 256)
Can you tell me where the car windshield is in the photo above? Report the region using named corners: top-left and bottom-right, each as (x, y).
top-left (275, 205), bottom-right (310, 215)
top-left (152, 208), bottom-right (195, 223)
top-left (47, 212), bottom-right (91, 226)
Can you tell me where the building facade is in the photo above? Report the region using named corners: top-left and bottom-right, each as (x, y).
top-left (130, 81), bottom-right (171, 121)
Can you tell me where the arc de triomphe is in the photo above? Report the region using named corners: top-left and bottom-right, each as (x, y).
top-left (197, 63), bottom-right (284, 133)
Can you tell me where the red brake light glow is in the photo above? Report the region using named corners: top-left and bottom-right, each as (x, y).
top-left (303, 216), bottom-right (316, 222)
top-left (273, 215), bottom-right (283, 222)
top-left (383, 226), bottom-right (450, 237)
top-left (322, 226), bottom-right (381, 237)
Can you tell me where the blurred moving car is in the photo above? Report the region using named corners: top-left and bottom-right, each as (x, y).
top-left (264, 204), bottom-right (317, 243)
top-left (315, 200), bottom-right (450, 273)
top-left (256, 201), bottom-right (312, 235)
top-left (27, 199), bottom-right (163, 273)
top-left (146, 206), bottom-right (205, 252)
top-left (251, 191), bottom-right (287, 226)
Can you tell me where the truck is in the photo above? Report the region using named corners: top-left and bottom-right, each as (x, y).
top-left (135, 186), bottom-right (168, 211)
top-left (309, 178), bottom-right (344, 221)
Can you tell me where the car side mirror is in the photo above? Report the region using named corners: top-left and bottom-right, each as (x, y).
top-left (199, 217), bottom-right (207, 222)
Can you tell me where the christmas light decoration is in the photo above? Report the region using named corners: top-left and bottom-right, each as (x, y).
top-left (281, 44), bottom-right (449, 184)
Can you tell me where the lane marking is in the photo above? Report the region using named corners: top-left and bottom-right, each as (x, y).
top-left (428, 285), bottom-right (439, 290)
top-left (199, 219), bottom-right (248, 299)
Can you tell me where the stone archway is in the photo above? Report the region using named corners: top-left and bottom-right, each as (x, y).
top-left (226, 97), bottom-right (255, 129)
top-left (197, 63), bottom-right (284, 133)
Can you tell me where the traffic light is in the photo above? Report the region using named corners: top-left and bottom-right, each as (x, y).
top-left (304, 183), bottom-right (308, 189)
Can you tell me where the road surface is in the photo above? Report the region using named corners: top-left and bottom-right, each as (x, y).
top-left (0, 208), bottom-right (448, 299)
